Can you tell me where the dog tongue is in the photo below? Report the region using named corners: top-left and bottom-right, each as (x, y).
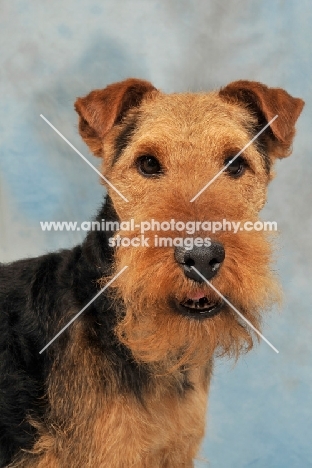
top-left (189, 292), bottom-right (206, 300)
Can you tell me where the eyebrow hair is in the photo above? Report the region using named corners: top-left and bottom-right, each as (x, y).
top-left (243, 118), bottom-right (272, 174)
top-left (253, 138), bottom-right (271, 173)
top-left (112, 115), bottom-right (139, 165)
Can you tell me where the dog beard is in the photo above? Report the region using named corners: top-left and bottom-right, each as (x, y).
top-left (100, 228), bottom-right (281, 372)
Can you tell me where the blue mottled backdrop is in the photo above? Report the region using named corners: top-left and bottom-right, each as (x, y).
top-left (1, 1), bottom-right (311, 466)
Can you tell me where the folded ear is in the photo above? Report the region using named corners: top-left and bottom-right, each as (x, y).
top-left (219, 80), bottom-right (304, 158)
top-left (75, 78), bottom-right (156, 157)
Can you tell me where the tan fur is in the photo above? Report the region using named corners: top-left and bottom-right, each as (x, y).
top-left (10, 323), bottom-right (210, 467)
top-left (10, 79), bottom-right (303, 467)
top-left (102, 91), bottom-right (282, 367)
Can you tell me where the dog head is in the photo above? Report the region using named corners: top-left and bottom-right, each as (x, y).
top-left (75, 79), bottom-right (303, 369)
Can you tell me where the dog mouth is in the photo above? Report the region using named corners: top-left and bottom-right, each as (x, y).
top-left (174, 293), bottom-right (224, 320)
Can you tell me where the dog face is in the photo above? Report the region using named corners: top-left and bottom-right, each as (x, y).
top-left (75, 79), bottom-right (303, 369)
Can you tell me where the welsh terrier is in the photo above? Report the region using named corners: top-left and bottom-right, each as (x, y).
top-left (0, 78), bottom-right (304, 467)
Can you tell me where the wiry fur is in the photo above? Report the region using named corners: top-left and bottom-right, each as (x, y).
top-left (0, 78), bottom-right (303, 467)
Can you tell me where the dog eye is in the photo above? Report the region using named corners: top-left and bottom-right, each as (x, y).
top-left (137, 155), bottom-right (162, 177)
top-left (224, 156), bottom-right (247, 178)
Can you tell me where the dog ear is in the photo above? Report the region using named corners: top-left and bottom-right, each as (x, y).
top-left (219, 80), bottom-right (304, 158)
top-left (75, 78), bottom-right (156, 157)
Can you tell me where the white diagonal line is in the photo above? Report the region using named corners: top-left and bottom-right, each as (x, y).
top-left (40, 114), bottom-right (129, 202)
top-left (39, 266), bottom-right (128, 354)
top-left (190, 115), bottom-right (278, 202)
top-left (191, 266), bottom-right (279, 354)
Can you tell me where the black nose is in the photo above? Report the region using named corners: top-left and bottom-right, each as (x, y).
top-left (174, 242), bottom-right (225, 283)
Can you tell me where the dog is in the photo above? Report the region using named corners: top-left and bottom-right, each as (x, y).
top-left (0, 78), bottom-right (304, 467)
